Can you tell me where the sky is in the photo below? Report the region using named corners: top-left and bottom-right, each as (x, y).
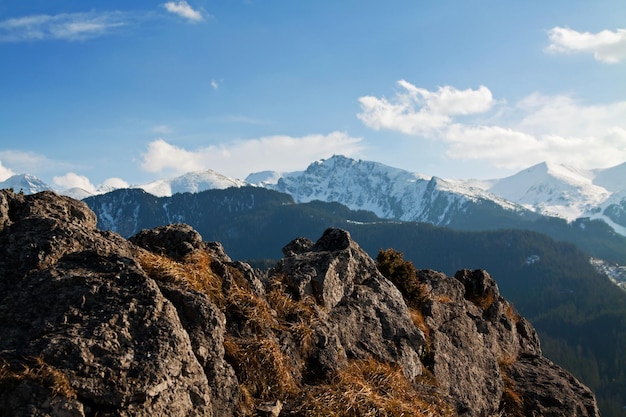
top-left (0, 1), bottom-right (625, 193)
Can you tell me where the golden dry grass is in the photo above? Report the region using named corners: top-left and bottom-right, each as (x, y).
top-left (469, 292), bottom-right (495, 312)
top-left (498, 354), bottom-right (524, 416)
top-left (137, 249), bottom-right (225, 306)
top-left (0, 356), bottom-right (76, 399)
top-left (409, 308), bottom-right (431, 347)
top-left (295, 357), bottom-right (455, 417)
top-left (223, 336), bottom-right (299, 401)
top-left (504, 302), bottom-right (521, 324)
top-left (266, 276), bottom-right (319, 357)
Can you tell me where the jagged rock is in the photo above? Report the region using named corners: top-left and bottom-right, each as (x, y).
top-left (507, 354), bottom-right (600, 416)
top-left (129, 224), bottom-right (206, 261)
top-left (157, 282), bottom-right (238, 416)
top-left (417, 268), bottom-right (598, 416)
top-left (0, 191), bottom-right (232, 416)
top-left (281, 237), bottom-right (313, 257)
top-left (0, 190), bottom-right (134, 294)
top-left (273, 228), bottom-right (425, 381)
top-left (256, 399), bottom-right (282, 417)
top-left (0, 191), bottom-right (601, 417)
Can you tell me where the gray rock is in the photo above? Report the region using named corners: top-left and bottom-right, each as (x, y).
top-left (130, 224), bottom-right (205, 261)
top-left (418, 268), bottom-right (598, 416)
top-left (0, 191), bottom-right (601, 417)
top-left (273, 228), bottom-right (425, 381)
top-left (0, 190), bottom-right (232, 417)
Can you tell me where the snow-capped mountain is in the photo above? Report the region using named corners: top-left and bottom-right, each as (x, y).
top-left (482, 161), bottom-right (626, 235)
top-left (487, 162), bottom-right (611, 220)
top-left (3, 156), bottom-right (625, 235)
top-left (253, 155), bottom-right (531, 227)
top-left (136, 169), bottom-right (246, 197)
top-left (0, 174), bottom-right (55, 194)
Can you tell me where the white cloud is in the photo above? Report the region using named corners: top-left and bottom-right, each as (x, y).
top-left (546, 26), bottom-right (626, 63)
top-left (0, 160), bottom-right (15, 181)
top-left (0, 12), bottom-right (127, 42)
top-left (140, 132), bottom-right (364, 178)
top-left (358, 81), bottom-right (626, 171)
top-left (211, 79), bottom-right (220, 89)
top-left (163, 1), bottom-right (204, 22)
top-left (357, 80), bottom-right (494, 135)
top-left (102, 177), bottom-right (129, 189)
top-left (53, 172), bottom-right (97, 193)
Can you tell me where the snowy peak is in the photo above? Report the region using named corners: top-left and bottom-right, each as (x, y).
top-left (488, 161), bottom-right (610, 220)
top-left (137, 169), bottom-right (246, 197)
top-left (593, 162), bottom-right (626, 193)
top-left (0, 174), bottom-right (55, 194)
top-left (267, 155), bottom-right (525, 224)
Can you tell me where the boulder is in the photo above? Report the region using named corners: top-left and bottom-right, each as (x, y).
top-left (273, 228), bottom-right (425, 381)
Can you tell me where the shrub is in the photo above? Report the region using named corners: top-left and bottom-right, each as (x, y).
top-left (376, 248), bottom-right (428, 308)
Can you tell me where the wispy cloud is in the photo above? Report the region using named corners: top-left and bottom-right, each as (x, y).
top-left (0, 11), bottom-right (127, 42)
top-left (546, 26), bottom-right (626, 64)
top-left (152, 124), bottom-right (175, 135)
top-left (0, 150), bottom-right (61, 173)
top-left (211, 79), bottom-right (220, 89)
top-left (163, 1), bottom-right (205, 23)
top-left (140, 132), bottom-right (364, 179)
top-left (358, 81), bottom-right (626, 170)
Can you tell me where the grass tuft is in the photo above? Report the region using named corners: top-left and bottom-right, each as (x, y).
top-left (0, 356), bottom-right (76, 399)
top-left (137, 249), bottom-right (225, 306)
top-left (295, 357), bottom-right (455, 417)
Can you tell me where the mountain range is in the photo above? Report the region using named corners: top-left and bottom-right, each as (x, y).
top-left (2, 155), bottom-right (625, 236)
top-left (3, 157), bottom-right (626, 415)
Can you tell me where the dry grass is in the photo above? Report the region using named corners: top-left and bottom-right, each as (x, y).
top-left (469, 292), bottom-right (495, 312)
top-left (295, 357), bottom-right (455, 417)
top-left (138, 249), bottom-right (225, 306)
top-left (409, 308), bottom-right (431, 346)
top-left (504, 303), bottom-right (521, 324)
top-left (0, 356), bottom-right (76, 399)
top-left (435, 294), bottom-right (453, 304)
top-left (498, 354), bottom-right (524, 416)
top-left (223, 336), bottom-right (299, 402)
top-left (266, 276), bottom-right (319, 357)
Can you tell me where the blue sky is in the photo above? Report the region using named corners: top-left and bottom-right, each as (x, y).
top-left (1, 1), bottom-right (625, 192)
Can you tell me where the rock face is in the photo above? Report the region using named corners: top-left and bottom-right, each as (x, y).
top-left (0, 190), bottom-right (600, 416)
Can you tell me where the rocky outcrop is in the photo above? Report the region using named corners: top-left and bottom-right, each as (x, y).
top-left (0, 191), bottom-right (232, 416)
top-left (0, 190), bottom-right (600, 416)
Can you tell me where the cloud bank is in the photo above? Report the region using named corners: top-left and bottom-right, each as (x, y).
top-left (546, 26), bottom-right (626, 63)
top-left (358, 81), bottom-right (626, 170)
top-left (141, 132), bottom-right (364, 178)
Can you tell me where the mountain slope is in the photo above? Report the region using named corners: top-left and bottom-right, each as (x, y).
top-left (488, 162), bottom-right (611, 220)
top-left (258, 155), bottom-right (536, 229)
top-left (0, 174), bottom-right (55, 194)
top-left (137, 169), bottom-right (246, 197)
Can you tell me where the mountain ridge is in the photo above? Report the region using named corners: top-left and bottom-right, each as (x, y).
top-left (2, 155), bottom-right (626, 234)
